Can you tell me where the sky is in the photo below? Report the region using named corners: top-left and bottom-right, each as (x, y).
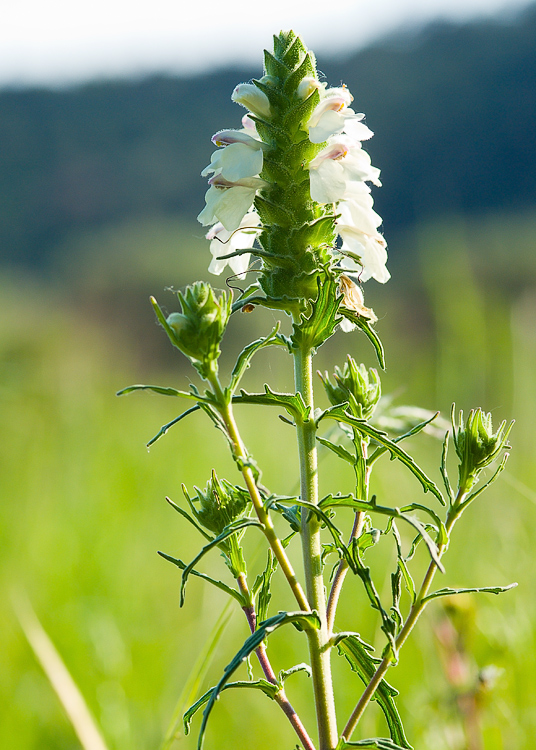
top-left (1, 0), bottom-right (528, 87)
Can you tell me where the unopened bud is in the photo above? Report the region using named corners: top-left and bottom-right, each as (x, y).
top-left (320, 356), bottom-right (381, 419)
top-left (232, 83), bottom-right (271, 118)
top-left (453, 407), bottom-right (513, 492)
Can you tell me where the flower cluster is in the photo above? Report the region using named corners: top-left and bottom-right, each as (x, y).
top-left (197, 31), bottom-right (389, 305)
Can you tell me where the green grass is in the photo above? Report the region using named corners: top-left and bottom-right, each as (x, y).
top-left (2, 210), bottom-right (536, 750)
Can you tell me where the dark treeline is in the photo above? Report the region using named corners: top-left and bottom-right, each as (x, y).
top-left (1, 3), bottom-right (536, 268)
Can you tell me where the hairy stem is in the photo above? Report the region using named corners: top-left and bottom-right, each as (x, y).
top-left (294, 345), bottom-right (339, 750)
top-left (209, 375), bottom-right (310, 612)
top-left (236, 574), bottom-right (317, 750)
top-left (342, 495), bottom-right (465, 740)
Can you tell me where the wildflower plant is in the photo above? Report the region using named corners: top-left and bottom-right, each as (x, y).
top-left (119, 31), bottom-right (515, 750)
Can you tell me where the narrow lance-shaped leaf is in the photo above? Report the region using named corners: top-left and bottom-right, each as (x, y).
top-left (197, 611), bottom-right (321, 750)
top-left (171, 519), bottom-right (264, 606)
top-left (318, 406), bottom-right (445, 505)
top-left (117, 384), bottom-right (203, 399)
top-left (391, 523), bottom-right (416, 604)
top-left (319, 495), bottom-right (444, 571)
top-left (317, 436), bottom-right (356, 466)
top-left (337, 739), bottom-right (412, 750)
top-left (421, 582), bottom-right (518, 605)
top-left (339, 310), bottom-right (385, 370)
top-left (228, 324), bottom-right (281, 394)
top-left (335, 634), bottom-right (412, 749)
top-left (440, 431), bottom-right (455, 503)
top-left (184, 680), bottom-right (278, 735)
top-left (157, 551), bottom-right (246, 606)
top-left (368, 412), bottom-right (441, 468)
top-left (147, 405), bottom-right (202, 447)
top-left (165, 496), bottom-right (213, 542)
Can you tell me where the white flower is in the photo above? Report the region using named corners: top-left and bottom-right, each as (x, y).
top-left (308, 86), bottom-right (374, 144)
top-left (197, 175), bottom-right (268, 232)
top-left (309, 135), bottom-right (381, 203)
top-left (201, 141), bottom-right (263, 183)
top-left (207, 212), bottom-right (261, 276)
top-left (338, 274), bottom-right (377, 332)
top-left (232, 83), bottom-right (271, 118)
top-left (336, 188), bottom-right (390, 284)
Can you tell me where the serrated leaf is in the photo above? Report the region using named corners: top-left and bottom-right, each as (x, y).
top-left (318, 406), bottom-right (445, 506)
top-left (291, 273), bottom-right (341, 351)
top-left (272, 498), bottom-right (355, 572)
top-left (173, 519), bottom-right (264, 606)
top-left (252, 551), bottom-right (278, 623)
top-left (421, 582), bottom-right (517, 605)
top-left (319, 495), bottom-right (444, 572)
top-left (351, 552), bottom-right (398, 654)
top-left (184, 679), bottom-right (277, 735)
top-left (228, 324), bottom-right (281, 394)
top-left (391, 523), bottom-right (416, 604)
top-left (158, 551), bottom-right (245, 605)
top-left (440, 431), bottom-right (455, 503)
top-left (197, 611), bottom-right (320, 750)
top-left (336, 634), bottom-right (412, 749)
top-left (233, 385), bottom-right (310, 423)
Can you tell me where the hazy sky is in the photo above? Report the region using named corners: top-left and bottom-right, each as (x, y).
top-left (1, 0), bottom-right (527, 86)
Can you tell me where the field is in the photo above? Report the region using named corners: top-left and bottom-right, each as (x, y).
top-left (2, 210), bottom-right (536, 750)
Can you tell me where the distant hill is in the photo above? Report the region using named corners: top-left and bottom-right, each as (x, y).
top-left (1, 3), bottom-right (535, 268)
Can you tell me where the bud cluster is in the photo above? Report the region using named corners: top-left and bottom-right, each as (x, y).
top-left (453, 408), bottom-right (513, 492)
top-left (162, 282), bottom-right (231, 379)
top-left (320, 356), bottom-right (381, 419)
top-left (184, 472), bottom-right (250, 537)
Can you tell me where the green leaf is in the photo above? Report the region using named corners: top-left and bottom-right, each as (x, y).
top-left (336, 634), bottom-right (412, 749)
top-left (228, 325), bottom-right (281, 394)
top-left (318, 406), bottom-right (445, 506)
top-left (164, 496), bottom-right (213, 542)
top-left (457, 452), bottom-right (510, 512)
top-left (440, 431), bottom-right (455, 504)
top-left (350, 552), bottom-right (398, 653)
top-left (337, 739), bottom-right (412, 750)
top-left (184, 679), bottom-right (278, 735)
top-left (157, 551), bottom-right (246, 606)
top-left (233, 385), bottom-right (310, 423)
top-left (251, 551), bottom-right (278, 623)
top-left (172, 519), bottom-right (264, 606)
top-left (197, 611), bottom-right (320, 750)
top-left (278, 662), bottom-right (312, 683)
top-left (421, 582), bottom-right (517, 605)
top-left (271, 498), bottom-right (355, 572)
top-left (340, 311), bottom-right (386, 370)
top-left (290, 273), bottom-right (341, 351)
top-left (319, 495), bottom-right (444, 572)
top-left (317, 436), bottom-right (356, 465)
top-left (391, 523), bottom-right (416, 604)
top-left (117, 384), bottom-right (203, 399)
top-left (147, 405), bottom-right (202, 447)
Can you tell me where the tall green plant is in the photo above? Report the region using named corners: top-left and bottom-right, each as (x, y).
top-left (120, 31), bottom-right (515, 750)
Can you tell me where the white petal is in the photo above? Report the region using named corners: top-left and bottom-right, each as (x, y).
top-left (343, 118), bottom-right (374, 141)
top-left (213, 186), bottom-right (257, 231)
top-left (213, 142), bottom-right (263, 182)
top-left (309, 160), bottom-right (346, 203)
top-left (309, 110), bottom-right (346, 143)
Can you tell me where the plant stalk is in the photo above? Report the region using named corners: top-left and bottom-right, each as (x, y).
top-left (236, 574), bottom-right (317, 750)
top-left (341, 495), bottom-right (465, 740)
top-left (209, 374), bottom-right (310, 612)
top-left (294, 345), bottom-right (339, 750)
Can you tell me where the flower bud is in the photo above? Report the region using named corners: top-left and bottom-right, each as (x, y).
top-left (184, 472), bottom-right (249, 537)
top-left (453, 407), bottom-right (513, 492)
top-left (231, 83), bottom-right (271, 118)
top-left (320, 356), bottom-right (381, 419)
top-left (163, 282), bottom-right (231, 378)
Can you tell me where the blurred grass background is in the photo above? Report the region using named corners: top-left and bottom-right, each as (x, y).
top-left (2, 7), bottom-right (536, 750)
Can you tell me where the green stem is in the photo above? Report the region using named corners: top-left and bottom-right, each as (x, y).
top-left (236, 574), bottom-right (318, 750)
top-left (341, 493), bottom-right (466, 740)
top-left (294, 345), bottom-right (339, 750)
top-left (209, 374), bottom-right (310, 613)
